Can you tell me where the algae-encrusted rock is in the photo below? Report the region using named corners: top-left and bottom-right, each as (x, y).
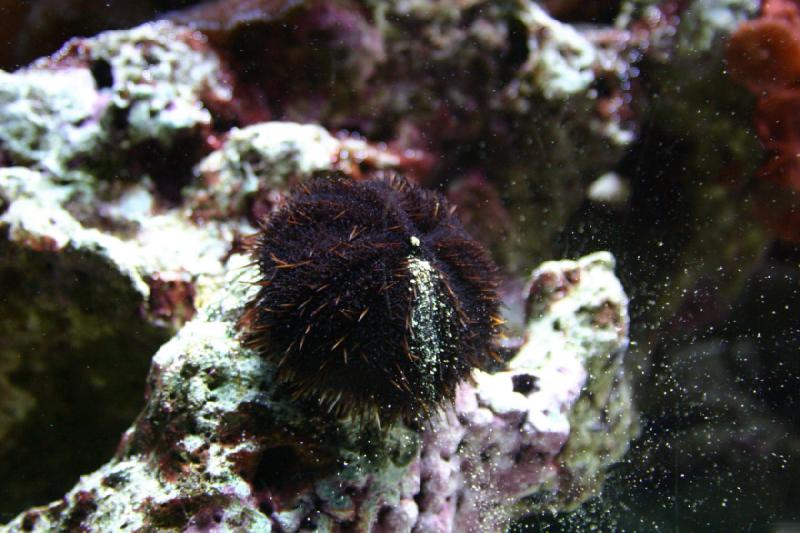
top-left (0, 20), bottom-right (230, 186)
top-left (0, 7), bottom-right (641, 526)
top-left (1, 252), bottom-right (635, 532)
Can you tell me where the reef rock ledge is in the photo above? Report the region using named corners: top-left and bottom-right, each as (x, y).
top-left (2, 251), bottom-right (635, 533)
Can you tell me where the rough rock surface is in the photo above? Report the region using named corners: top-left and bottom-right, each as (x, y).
top-left (173, 0), bottom-right (639, 271)
top-left (0, 5), bottom-right (639, 527)
top-left (0, 121), bottom-right (409, 517)
top-left (0, 21), bottom-right (231, 190)
top-left (1, 252), bottom-right (633, 532)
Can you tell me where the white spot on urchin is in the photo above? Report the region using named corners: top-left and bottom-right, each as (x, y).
top-left (410, 235), bottom-right (420, 247)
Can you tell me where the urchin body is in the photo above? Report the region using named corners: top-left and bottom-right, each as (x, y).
top-left (243, 175), bottom-right (500, 424)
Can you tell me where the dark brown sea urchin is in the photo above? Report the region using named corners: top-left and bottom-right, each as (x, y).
top-left (242, 174), bottom-right (502, 424)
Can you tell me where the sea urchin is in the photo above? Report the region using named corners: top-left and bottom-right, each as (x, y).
top-left (242, 174), bottom-right (501, 425)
